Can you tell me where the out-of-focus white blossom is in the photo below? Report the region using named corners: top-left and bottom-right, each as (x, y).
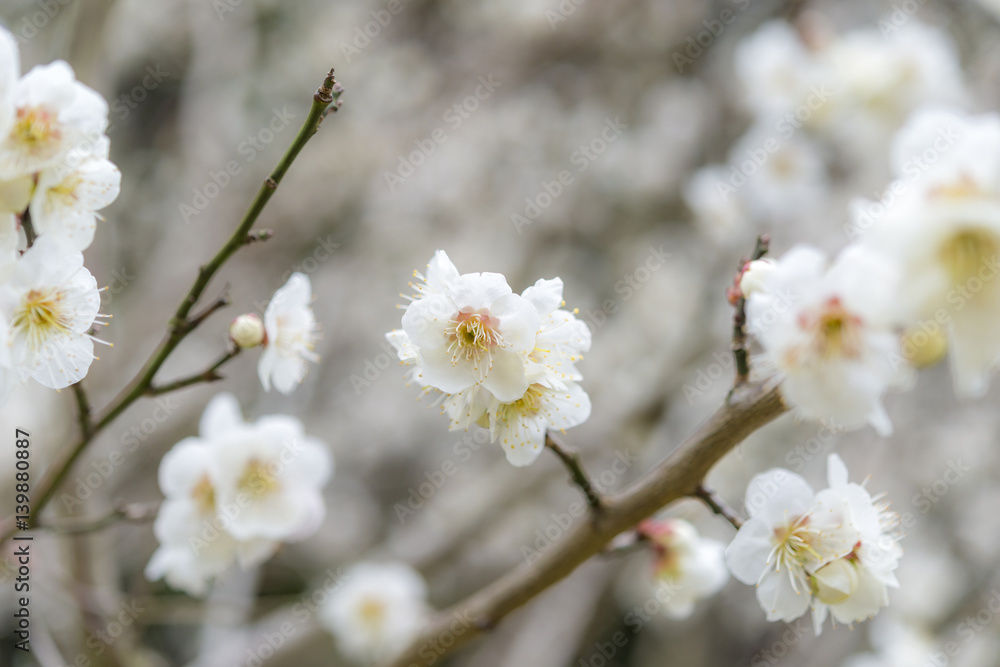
top-left (320, 561), bottom-right (429, 663)
top-left (860, 108), bottom-right (1000, 396)
top-left (145, 394), bottom-right (332, 595)
top-left (638, 517), bottom-right (728, 619)
top-left (259, 272), bottom-right (320, 394)
top-left (745, 244), bottom-right (908, 434)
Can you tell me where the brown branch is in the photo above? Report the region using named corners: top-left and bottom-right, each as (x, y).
top-left (731, 235), bottom-right (770, 387)
top-left (693, 484), bottom-right (744, 529)
top-left (383, 381), bottom-right (786, 666)
top-left (544, 432), bottom-right (604, 512)
top-left (144, 348), bottom-right (240, 396)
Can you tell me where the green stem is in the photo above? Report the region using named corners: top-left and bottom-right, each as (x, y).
top-left (3, 69), bottom-right (342, 539)
top-left (145, 349), bottom-right (240, 396)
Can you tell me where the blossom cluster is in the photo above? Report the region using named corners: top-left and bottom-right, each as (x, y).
top-left (145, 393), bottom-right (332, 596)
top-left (726, 455), bottom-right (901, 633)
top-left (0, 25), bottom-right (121, 405)
top-left (386, 250), bottom-right (592, 467)
top-left (741, 108), bottom-right (1000, 433)
top-left (685, 18), bottom-right (966, 241)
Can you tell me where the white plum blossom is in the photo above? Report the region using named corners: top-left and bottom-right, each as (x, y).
top-left (388, 252), bottom-right (593, 467)
top-left (145, 394), bottom-right (332, 595)
top-left (0, 235), bottom-right (104, 392)
top-left (859, 108), bottom-right (1000, 396)
top-left (726, 455), bottom-right (901, 632)
top-left (639, 518), bottom-right (728, 618)
top-left (144, 415), bottom-right (279, 596)
top-left (0, 56), bottom-right (109, 179)
top-left (726, 464), bottom-right (859, 623)
top-left (209, 398), bottom-right (332, 542)
top-left (28, 135), bottom-right (121, 251)
top-left (745, 244), bottom-right (908, 435)
top-left (258, 272), bottom-right (320, 394)
top-left (809, 455), bottom-right (901, 633)
top-left (320, 562), bottom-right (429, 663)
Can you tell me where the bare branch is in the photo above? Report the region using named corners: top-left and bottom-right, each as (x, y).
top-left (545, 432), bottom-right (604, 513)
top-left (383, 381), bottom-right (786, 666)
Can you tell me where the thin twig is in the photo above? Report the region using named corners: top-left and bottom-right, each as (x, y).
top-left (545, 432), bottom-right (604, 513)
top-left (177, 291), bottom-right (232, 335)
top-left (0, 69), bottom-right (343, 541)
top-left (72, 383), bottom-right (93, 439)
top-left (21, 209), bottom-right (36, 247)
top-left (384, 382), bottom-right (787, 667)
top-left (693, 484), bottom-right (744, 530)
top-left (145, 348), bottom-right (240, 396)
top-left (244, 229), bottom-right (274, 245)
top-left (731, 235), bottom-right (770, 389)
top-left (38, 501), bottom-right (160, 535)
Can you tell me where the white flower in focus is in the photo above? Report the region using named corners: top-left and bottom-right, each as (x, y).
top-left (1, 235), bottom-right (104, 390)
top-left (746, 244), bottom-right (907, 434)
top-left (320, 562), bottom-right (429, 664)
top-left (0, 59), bottom-right (109, 179)
top-left (29, 136), bottom-right (120, 250)
top-left (639, 518), bottom-right (728, 619)
top-left (726, 467), bottom-right (860, 623)
top-left (485, 377), bottom-right (591, 467)
top-left (258, 272), bottom-right (319, 394)
top-left (401, 254), bottom-right (539, 401)
top-left (861, 108), bottom-right (1000, 396)
top-left (810, 455), bottom-right (901, 633)
top-left (209, 400), bottom-right (332, 542)
top-left (521, 277), bottom-right (591, 385)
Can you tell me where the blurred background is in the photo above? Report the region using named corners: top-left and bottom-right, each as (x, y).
top-left (2, 0), bottom-right (1000, 665)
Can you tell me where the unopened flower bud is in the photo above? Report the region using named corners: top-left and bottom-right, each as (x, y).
top-left (812, 558), bottom-right (860, 605)
top-left (230, 313), bottom-right (265, 349)
top-left (739, 258), bottom-right (777, 298)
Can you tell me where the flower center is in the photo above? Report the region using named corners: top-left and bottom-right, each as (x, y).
top-left (191, 474), bottom-right (216, 514)
top-left (12, 288), bottom-right (71, 348)
top-left (495, 384), bottom-right (545, 422)
top-left (236, 458), bottom-right (279, 497)
top-left (768, 514), bottom-right (824, 592)
top-left (357, 597), bottom-right (387, 629)
top-left (11, 106), bottom-right (61, 158)
top-left (445, 309), bottom-right (503, 365)
top-left (798, 297), bottom-right (863, 360)
top-left (939, 227), bottom-right (999, 286)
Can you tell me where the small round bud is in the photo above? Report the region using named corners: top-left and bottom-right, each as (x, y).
top-left (811, 559), bottom-right (860, 605)
top-left (739, 258), bottom-right (777, 298)
top-left (230, 313), bottom-right (265, 349)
